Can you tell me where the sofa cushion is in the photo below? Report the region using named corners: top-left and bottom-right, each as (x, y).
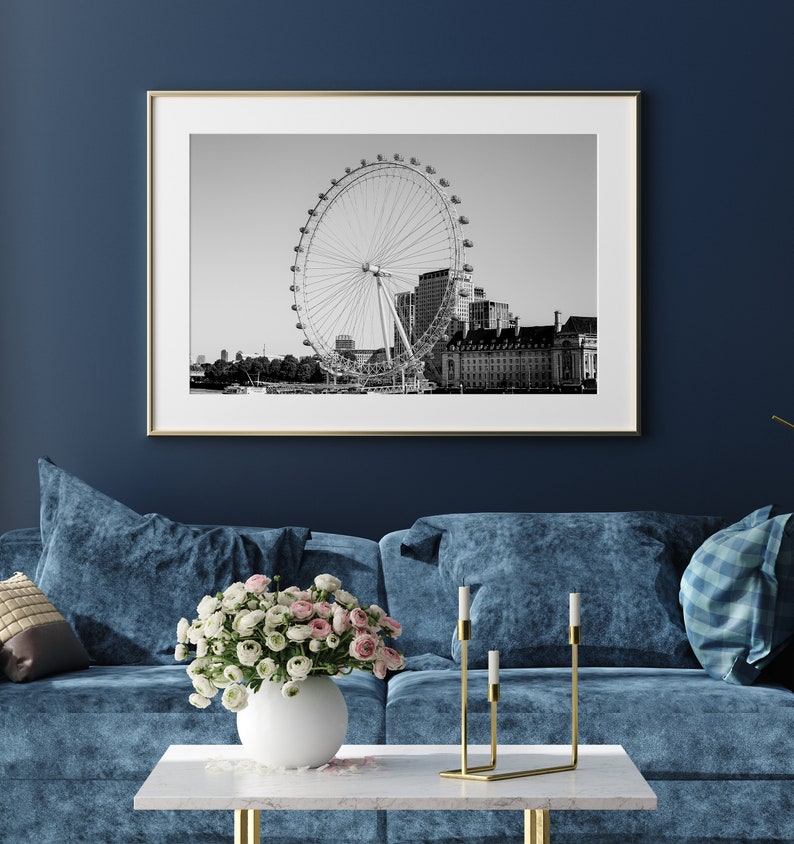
top-left (385, 666), bottom-right (794, 778)
top-left (398, 512), bottom-right (727, 669)
top-left (36, 458), bottom-right (310, 664)
top-left (0, 572), bottom-right (89, 681)
top-left (681, 506), bottom-right (794, 684)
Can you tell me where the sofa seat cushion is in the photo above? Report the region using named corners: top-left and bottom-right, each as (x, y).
top-left (1, 664), bottom-right (386, 779)
top-left (385, 667), bottom-right (794, 778)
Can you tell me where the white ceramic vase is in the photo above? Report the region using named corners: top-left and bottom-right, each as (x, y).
top-left (236, 675), bottom-right (348, 768)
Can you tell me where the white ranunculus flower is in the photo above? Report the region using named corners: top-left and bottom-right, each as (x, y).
top-left (265, 631), bottom-right (287, 652)
top-left (232, 610), bottom-right (251, 633)
top-left (192, 674), bottom-right (219, 698)
top-left (326, 633), bottom-right (340, 649)
top-left (314, 573), bottom-right (342, 593)
top-left (221, 684), bottom-right (249, 712)
top-left (197, 595), bottom-right (221, 619)
top-left (237, 610), bottom-right (266, 635)
top-left (186, 657), bottom-right (211, 678)
top-left (222, 582), bottom-right (248, 610)
top-left (277, 591), bottom-right (297, 606)
top-left (286, 624), bottom-right (312, 642)
top-left (256, 658), bottom-right (277, 680)
top-left (196, 638), bottom-right (209, 658)
top-left (189, 693), bottom-right (212, 709)
top-left (308, 639), bottom-right (323, 653)
top-left (187, 620), bottom-right (205, 645)
top-left (237, 639), bottom-right (263, 666)
top-left (224, 664), bottom-right (244, 684)
top-left (211, 670), bottom-right (233, 689)
top-left (203, 610), bottom-right (226, 639)
top-left (174, 643), bottom-right (188, 661)
top-left (212, 640), bottom-right (226, 656)
top-left (334, 588), bottom-right (359, 608)
top-left (286, 655), bottom-right (312, 680)
top-left (281, 680), bottom-right (301, 699)
top-left (176, 617), bottom-right (190, 644)
top-left (265, 605), bottom-right (290, 627)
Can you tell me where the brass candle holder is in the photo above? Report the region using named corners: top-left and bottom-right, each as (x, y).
top-left (440, 619), bottom-right (580, 781)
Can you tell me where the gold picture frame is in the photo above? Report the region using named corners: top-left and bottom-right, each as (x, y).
top-left (148, 91), bottom-right (639, 436)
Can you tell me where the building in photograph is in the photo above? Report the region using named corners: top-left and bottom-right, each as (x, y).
top-left (441, 311), bottom-right (597, 392)
top-left (469, 297), bottom-right (511, 330)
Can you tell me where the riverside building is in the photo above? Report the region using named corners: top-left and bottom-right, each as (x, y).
top-left (441, 311), bottom-right (597, 392)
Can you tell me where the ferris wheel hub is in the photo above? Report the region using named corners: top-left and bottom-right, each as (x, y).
top-left (362, 262), bottom-right (392, 278)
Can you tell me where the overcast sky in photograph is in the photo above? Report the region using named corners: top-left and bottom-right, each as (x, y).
top-left (190, 133), bottom-right (596, 362)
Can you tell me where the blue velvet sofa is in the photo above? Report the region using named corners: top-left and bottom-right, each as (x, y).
top-left (1, 461), bottom-right (793, 844)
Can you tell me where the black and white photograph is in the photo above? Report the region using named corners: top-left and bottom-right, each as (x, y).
top-left (148, 92), bottom-right (638, 434)
top-left (189, 133), bottom-right (598, 398)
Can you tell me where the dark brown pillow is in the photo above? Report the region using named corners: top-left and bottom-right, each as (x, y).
top-left (0, 572), bottom-right (89, 681)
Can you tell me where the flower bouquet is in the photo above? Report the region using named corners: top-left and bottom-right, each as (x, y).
top-left (175, 572), bottom-right (405, 712)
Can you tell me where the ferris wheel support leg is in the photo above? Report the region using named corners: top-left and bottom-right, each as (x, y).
top-left (378, 279), bottom-right (416, 363)
top-left (375, 281), bottom-right (393, 365)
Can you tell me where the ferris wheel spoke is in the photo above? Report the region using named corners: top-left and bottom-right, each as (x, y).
top-left (380, 204), bottom-right (450, 268)
top-left (370, 176), bottom-right (431, 264)
top-left (366, 174), bottom-right (420, 262)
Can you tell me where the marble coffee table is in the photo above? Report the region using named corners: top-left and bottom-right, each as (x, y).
top-left (134, 743), bottom-right (656, 844)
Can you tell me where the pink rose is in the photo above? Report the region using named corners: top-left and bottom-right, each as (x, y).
top-left (349, 633), bottom-right (378, 661)
top-left (313, 601), bottom-right (333, 619)
top-left (349, 607), bottom-right (369, 629)
top-left (309, 618), bottom-right (333, 639)
top-left (373, 660), bottom-right (388, 679)
top-left (379, 616), bottom-right (403, 637)
top-left (332, 606), bottom-right (350, 634)
top-left (290, 600), bottom-right (315, 621)
top-left (244, 574), bottom-right (271, 595)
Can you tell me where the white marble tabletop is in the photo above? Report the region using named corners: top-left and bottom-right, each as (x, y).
top-left (134, 745), bottom-right (656, 813)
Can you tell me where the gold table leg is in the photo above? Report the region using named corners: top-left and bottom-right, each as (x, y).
top-left (525, 809), bottom-right (550, 844)
top-left (234, 809), bottom-right (260, 844)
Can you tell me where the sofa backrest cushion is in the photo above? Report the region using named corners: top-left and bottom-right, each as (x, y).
top-left (392, 511), bottom-right (728, 669)
top-left (680, 505), bottom-right (794, 684)
top-left (35, 458), bottom-right (311, 665)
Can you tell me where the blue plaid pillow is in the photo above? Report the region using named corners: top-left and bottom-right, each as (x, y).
top-left (680, 506), bottom-right (794, 684)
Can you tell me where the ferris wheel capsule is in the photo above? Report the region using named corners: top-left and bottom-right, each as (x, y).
top-left (439, 178), bottom-right (450, 187)
top-left (345, 167), bottom-right (352, 174)
top-left (425, 165), bottom-right (436, 174)
top-left (290, 284), bottom-right (300, 292)
top-left (318, 193), bottom-right (328, 200)
top-left (360, 158), bottom-right (369, 166)
top-left (296, 323), bottom-right (304, 330)
top-left (410, 157), bottom-right (421, 166)
top-left (290, 266), bottom-right (301, 273)
top-left (291, 303), bottom-right (300, 311)
top-left (393, 153), bottom-right (404, 162)
top-left (330, 178), bottom-right (338, 185)
top-left (458, 216), bottom-right (470, 224)
top-left (463, 263), bottom-right (474, 273)
top-left (377, 154), bottom-right (387, 162)
top-left (294, 245), bottom-right (304, 252)
top-left (463, 239), bottom-right (474, 248)
top-left (450, 195), bottom-right (461, 204)
top-left (308, 209), bottom-right (318, 216)
top-left (303, 339), bottom-right (312, 347)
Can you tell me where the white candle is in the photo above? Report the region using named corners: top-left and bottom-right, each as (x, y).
top-left (488, 650), bottom-right (500, 685)
top-left (569, 592), bottom-right (581, 627)
top-left (458, 586), bottom-right (470, 621)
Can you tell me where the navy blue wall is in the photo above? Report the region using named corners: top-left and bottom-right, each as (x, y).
top-left (1, 1), bottom-right (792, 539)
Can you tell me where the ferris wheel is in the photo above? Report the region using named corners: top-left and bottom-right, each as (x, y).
top-left (289, 154), bottom-right (472, 384)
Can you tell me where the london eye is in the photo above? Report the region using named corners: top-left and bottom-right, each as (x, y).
top-left (289, 154), bottom-right (472, 385)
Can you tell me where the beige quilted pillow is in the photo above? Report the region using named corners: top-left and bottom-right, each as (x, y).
top-left (0, 573), bottom-right (89, 681)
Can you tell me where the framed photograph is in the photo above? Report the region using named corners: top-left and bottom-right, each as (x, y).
top-left (148, 91), bottom-right (639, 435)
